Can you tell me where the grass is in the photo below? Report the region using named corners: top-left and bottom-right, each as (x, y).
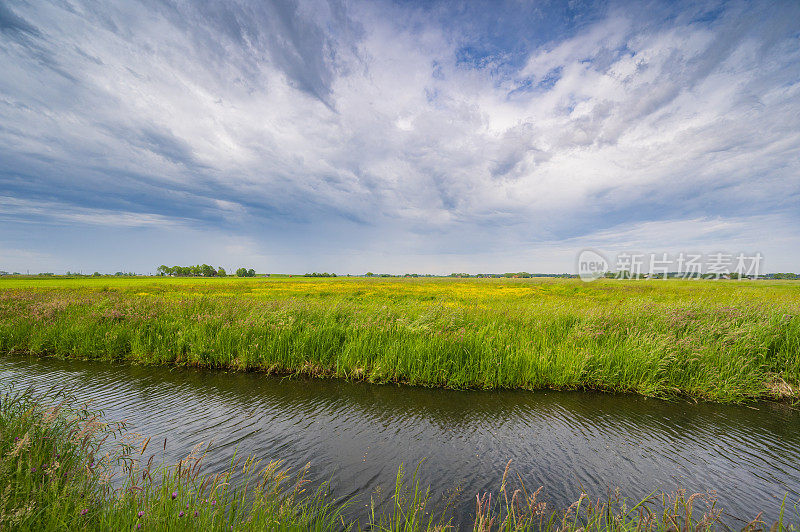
top-left (2, 387), bottom-right (796, 531)
top-left (0, 276), bottom-right (799, 402)
top-left (0, 386), bottom-right (346, 530)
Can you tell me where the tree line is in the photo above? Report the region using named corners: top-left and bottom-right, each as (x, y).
top-left (156, 265), bottom-right (256, 277)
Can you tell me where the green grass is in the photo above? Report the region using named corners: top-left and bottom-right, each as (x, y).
top-left (1, 276), bottom-right (799, 402)
top-left (2, 388), bottom-right (796, 531)
top-left (0, 387), bottom-right (347, 530)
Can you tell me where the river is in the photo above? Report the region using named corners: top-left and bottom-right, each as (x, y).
top-left (1, 356), bottom-right (799, 528)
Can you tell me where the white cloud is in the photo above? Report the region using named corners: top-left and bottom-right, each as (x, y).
top-left (0, 197), bottom-right (182, 228)
top-left (0, 0), bottom-right (798, 272)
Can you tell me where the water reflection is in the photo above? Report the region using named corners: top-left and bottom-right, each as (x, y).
top-left (1, 356), bottom-right (798, 527)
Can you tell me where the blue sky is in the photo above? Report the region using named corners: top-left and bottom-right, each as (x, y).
top-left (1, 0), bottom-right (798, 274)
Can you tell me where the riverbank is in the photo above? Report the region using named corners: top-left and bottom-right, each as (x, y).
top-left (2, 387), bottom-right (794, 531)
top-left (1, 277), bottom-right (799, 402)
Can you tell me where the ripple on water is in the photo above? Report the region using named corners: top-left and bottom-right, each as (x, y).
top-left (1, 356), bottom-right (799, 528)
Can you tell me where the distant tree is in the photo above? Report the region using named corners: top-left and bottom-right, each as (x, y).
top-left (93, 272), bottom-right (101, 277)
top-left (365, 272), bottom-right (374, 277)
top-left (158, 264), bottom-right (247, 277)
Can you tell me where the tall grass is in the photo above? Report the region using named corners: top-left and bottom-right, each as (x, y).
top-left (0, 387), bottom-right (346, 530)
top-left (1, 277), bottom-right (799, 402)
top-left (2, 388), bottom-right (796, 531)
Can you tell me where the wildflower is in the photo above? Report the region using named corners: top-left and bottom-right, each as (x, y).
top-left (81, 509), bottom-right (88, 516)
top-left (136, 524), bottom-right (142, 530)
top-left (186, 503), bottom-right (189, 509)
top-left (194, 510), bottom-right (198, 517)
top-left (179, 511), bottom-right (184, 517)
top-left (138, 510), bottom-right (144, 518)
top-left (211, 499), bottom-right (216, 506)
top-left (31, 467), bottom-right (36, 472)
top-left (171, 491), bottom-right (177, 500)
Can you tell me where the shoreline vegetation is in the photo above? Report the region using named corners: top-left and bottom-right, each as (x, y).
top-left (0, 277), bottom-right (799, 403)
top-left (2, 388), bottom-right (796, 531)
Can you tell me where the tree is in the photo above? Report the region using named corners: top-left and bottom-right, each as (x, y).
top-left (236, 267), bottom-right (248, 277)
top-left (155, 264), bottom-right (236, 277)
top-left (365, 272), bottom-right (374, 277)
top-left (247, 268), bottom-right (255, 277)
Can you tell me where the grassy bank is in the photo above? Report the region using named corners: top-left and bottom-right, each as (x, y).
top-left (1, 277), bottom-right (799, 402)
top-left (2, 388), bottom-right (796, 531)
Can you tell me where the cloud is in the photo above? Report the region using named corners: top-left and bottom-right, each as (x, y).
top-left (0, 0), bottom-right (798, 273)
top-left (0, 196), bottom-right (186, 229)
top-left (0, 3), bottom-right (39, 37)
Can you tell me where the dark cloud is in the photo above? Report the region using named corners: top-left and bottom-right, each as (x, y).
top-left (0, 3), bottom-right (39, 37)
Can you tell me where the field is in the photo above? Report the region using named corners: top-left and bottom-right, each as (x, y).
top-left (1, 276), bottom-right (799, 402)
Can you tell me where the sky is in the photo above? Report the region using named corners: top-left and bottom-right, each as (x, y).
top-left (1, 0), bottom-right (799, 275)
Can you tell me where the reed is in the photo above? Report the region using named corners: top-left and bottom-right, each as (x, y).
top-left (1, 277), bottom-right (799, 402)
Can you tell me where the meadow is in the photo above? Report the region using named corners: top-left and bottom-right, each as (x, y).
top-left (0, 276), bottom-right (799, 402)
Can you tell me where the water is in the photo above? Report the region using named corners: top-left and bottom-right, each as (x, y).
top-left (2, 356), bottom-right (799, 527)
